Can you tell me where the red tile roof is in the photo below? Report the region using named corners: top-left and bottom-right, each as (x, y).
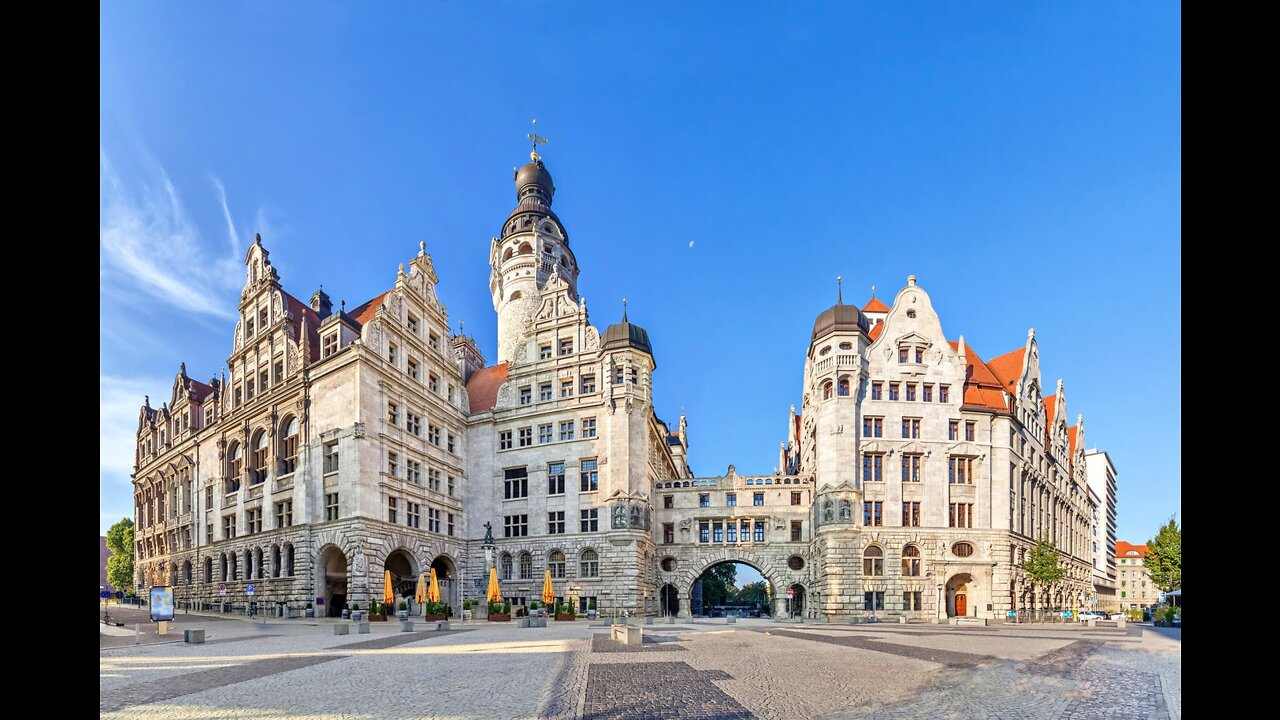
top-left (862, 296), bottom-right (890, 313)
top-left (1115, 541), bottom-right (1147, 558)
top-left (1067, 425), bottom-right (1079, 458)
top-left (947, 340), bottom-right (1009, 413)
top-left (351, 291), bottom-right (390, 326)
top-left (986, 347), bottom-right (1026, 391)
top-left (1044, 394), bottom-right (1057, 429)
top-left (189, 379), bottom-right (215, 401)
top-left (465, 363), bottom-right (509, 413)
top-left (283, 292), bottom-right (321, 362)
top-left (867, 322), bottom-right (884, 341)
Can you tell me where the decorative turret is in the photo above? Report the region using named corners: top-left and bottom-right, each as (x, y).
top-left (310, 286), bottom-right (333, 320)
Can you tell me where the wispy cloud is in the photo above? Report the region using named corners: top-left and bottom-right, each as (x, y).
top-left (100, 150), bottom-right (244, 319)
top-left (100, 374), bottom-right (168, 481)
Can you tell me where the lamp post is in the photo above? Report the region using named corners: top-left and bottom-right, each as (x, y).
top-left (481, 521), bottom-right (495, 611)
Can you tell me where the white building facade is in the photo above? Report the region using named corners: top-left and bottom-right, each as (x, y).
top-left (131, 150), bottom-right (1102, 622)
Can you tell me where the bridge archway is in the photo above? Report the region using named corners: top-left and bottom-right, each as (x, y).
top-left (674, 549), bottom-right (790, 619)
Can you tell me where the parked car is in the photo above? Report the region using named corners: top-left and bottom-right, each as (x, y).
top-left (1078, 611), bottom-right (1106, 620)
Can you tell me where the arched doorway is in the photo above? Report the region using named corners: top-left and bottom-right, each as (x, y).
top-left (430, 555), bottom-right (457, 615)
top-left (319, 546), bottom-right (348, 617)
top-left (947, 573), bottom-right (974, 618)
top-left (688, 561), bottom-right (771, 618)
top-left (384, 549), bottom-right (417, 603)
top-left (659, 583), bottom-right (680, 617)
top-left (788, 584), bottom-right (806, 618)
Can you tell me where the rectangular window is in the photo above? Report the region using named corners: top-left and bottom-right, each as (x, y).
top-left (915, 348), bottom-right (924, 363)
top-left (407, 413), bottom-right (422, 436)
top-left (518, 427), bottom-right (532, 447)
top-left (889, 383), bottom-right (900, 401)
top-left (407, 314), bottom-right (419, 334)
top-left (388, 452), bottom-right (399, 478)
top-left (560, 379), bottom-right (573, 398)
top-left (539, 424), bottom-right (553, 443)
top-left (539, 344), bottom-right (552, 360)
top-left (274, 500), bottom-right (292, 528)
top-left (699, 493), bottom-right (710, 508)
top-left (519, 387), bottom-right (532, 405)
top-left (664, 494), bottom-right (674, 508)
top-left (862, 453), bottom-right (884, 482)
top-left (548, 511), bottom-right (565, 534)
top-left (741, 519), bottom-right (751, 542)
top-left (726, 492), bottom-right (737, 507)
top-left (426, 466), bottom-right (439, 491)
top-left (582, 416), bottom-right (597, 438)
top-left (581, 375), bottom-right (596, 394)
top-left (447, 433), bottom-right (456, 453)
top-left (699, 522), bottom-right (710, 543)
top-left (753, 521), bottom-right (765, 542)
top-left (223, 514), bottom-right (236, 539)
top-left (324, 493), bottom-right (339, 521)
top-left (323, 442), bottom-right (339, 474)
top-left (407, 502), bottom-right (420, 529)
top-left (428, 424), bottom-right (441, 446)
top-left (898, 347), bottom-right (909, 363)
top-left (939, 385), bottom-right (950, 403)
top-left (259, 369), bottom-right (269, 393)
top-left (904, 591), bottom-right (923, 611)
top-left (245, 317), bottom-right (255, 337)
top-left (948, 420), bottom-right (959, 441)
top-left (727, 523), bottom-right (737, 542)
top-left (791, 520), bottom-right (802, 541)
top-left (539, 384), bottom-right (553, 401)
top-left (713, 522), bottom-right (724, 543)
top-left (862, 417), bottom-right (883, 438)
top-left (948, 456), bottom-right (974, 485)
top-left (906, 383), bottom-right (916, 401)
top-left (614, 366), bottom-right (625, 385)
top-left (245, 378), bottom-right (254, 401)
top-left (559, 420), bottom-right (575, 441)
top-left (387, 497), bottom-right (399, 523)
top-left (205, 486), bottom-right (213, 510)
top-left (504, 468), bottom-right (529, 499)
top-left (863, 501), bottom-right (883, 526)
top-left (548, 463), bottom-right (566, 494)
top-left (753, 492), bottom-right (765, 506)
top-left (791, 491), bottom-right (802, 505)
top-left (408, 358), bottom-right (420, 381)
top-left (447, 513), bottom-right (455, 536)
top-left (429, 373), bottom-right (440, 394)
top-left (901, 454), bottom-right (922, 483)
top-left (948, 502), bottom-right (974, 528)
top-left (902, 501), bottom-right (921, 527)
top-left (428, 507), bottom-right (440, 533)
top-left (499, 430), bottom-right (513, 450)
top-left (581, 509), bottom-right (599, 532)
top-left (559, 338), bottom-right (573, 355)
top-left (864, 591), bottom-right (885, 611)
top-left (901, 418), bottom-right (921, 439)
top-left (965, 421), bottom-right (976, 442)
top-left (580, 459), bottom-right (598, 491)
top-left (448, 475), bottom-right (456, 496)
top-left (246, 508), bottom-right (262, 535)
top-left (388, 402), bottom-right (400, 425)
top-left (429, 331), bottom-right (440, 351)
top-left (922, 384), bottom-right (933, 402)
top-left (503, 513), bottom-right (528, 537)
top-left (388, 344), bottom-right (398, 364)
top-left (871, 382), bottom-right (883, 400)
top-left (663, 522), bottom-right (675, 544)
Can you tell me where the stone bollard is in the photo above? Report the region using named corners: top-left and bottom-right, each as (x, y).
top-left (356, 621), bottom-right (371, 634)
top-left (334, 624), bottom-right (350, 636)
top-left (666, 616), bottom-right (675, 624)
top-left (725, 617), bottom-right (737, 624)
top-left (1086, 618), bottom-right (1096, 628)
top-left (516, 618), bottom-right (530, 628)
top-left (401, 621), bottom-right (415, 632)
top-left (184, 629), bottom-right (206, 644)
top-left (438, 621), bottom-right (451, 630)
top-left (611, 624), bottom-right (643, 645)
top-left (1116, 618), bottom-right (1126, 629)
top-left (899, 617), bottom-right (907, 624)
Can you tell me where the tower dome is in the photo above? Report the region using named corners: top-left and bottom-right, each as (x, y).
top-left (501, 156), bottom-right (568, 242)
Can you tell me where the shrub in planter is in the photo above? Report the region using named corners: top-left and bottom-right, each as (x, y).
top-left (555, 602), bottom-right (577, 621)
top-left (588, 599), bottom-right (597, 611)
top-left (423, 601), bottom-right (448, 621)
top-left (398, 600), bottom-right (408, 612)
top-left (463, 599), bottom-right (473, 611)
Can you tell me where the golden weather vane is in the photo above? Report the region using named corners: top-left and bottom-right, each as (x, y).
top-left (528, 118), bottom-right (549, 162)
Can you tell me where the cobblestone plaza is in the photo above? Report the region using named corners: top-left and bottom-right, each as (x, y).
top-left (101, 610), bottom-right (1180, 719)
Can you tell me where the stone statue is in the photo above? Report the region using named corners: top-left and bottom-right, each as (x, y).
top-left (483, 521), bottom-right (494, 546)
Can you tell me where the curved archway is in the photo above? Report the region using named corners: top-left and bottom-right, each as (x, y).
top-left (788, 583), bottom-right (806, 617)
top-left (429, 554), bottom-right (458, 615)
top-left (317, 544), bottom-right (348, 617)
top-left (660, 583), bottom-right (680, 617)
top-left (681, 553), bottom-right (786, 620)
top-left (946, 572), bottom-right (975, 618)
top-left (384, 548), bottom-right (418, 601)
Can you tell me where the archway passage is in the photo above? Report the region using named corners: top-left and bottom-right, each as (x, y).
top-left (320, 547), bottom-right (348, 617)
top-left (430, 555), bottom-right (457, 615)
top-left (660, 583), bottom-right (680, 617)
top-left (787, 584), bottom-right (806, 618)
top-left (947, 573), bottom-right (974, 618)
top-left (385, 549), bottom-right (418, 601)
top-left (690, 561), bottom-right (771, 618)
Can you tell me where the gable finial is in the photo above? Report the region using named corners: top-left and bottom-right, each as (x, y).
top-left (419, 240), bottom-right (426, 256)
top-left (870, 283), bottom-right (876, 298)
top-left (836, 275), bottom-right (843, 304)
top-left (254, 233), bottom-right (262, 246)
top-left (622, 297), bottom-right (628, 323)
top-left (1028, 327), bottom-right (1036, 340)
top-left (907, 274), bottom-right (917, 287)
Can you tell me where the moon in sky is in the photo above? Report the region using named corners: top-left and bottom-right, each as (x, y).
top-left (688, 241), bottom-right (695, 248)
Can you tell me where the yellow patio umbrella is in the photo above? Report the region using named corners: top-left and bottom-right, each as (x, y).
top-left (428, 567), bottom-right (441, 603)
top-left (414, 572), bottom-right (428, 605)
top-left (487, 566), bottom-right (502, 603)
top-left (383, 569), bottom-right (396, 608)
top-left (542, 569), bottom-right (555, 609)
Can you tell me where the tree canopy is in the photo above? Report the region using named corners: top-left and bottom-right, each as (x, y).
top-left (1145, 517), bottom-right (1181, 591)
top-left (1023, 539), bottom-right (1065, 587)
top-left (106, 517), bottom-right (135, 592)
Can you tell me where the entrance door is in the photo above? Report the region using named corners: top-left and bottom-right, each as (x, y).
top-left (955, 593), bottom-right (967, 616)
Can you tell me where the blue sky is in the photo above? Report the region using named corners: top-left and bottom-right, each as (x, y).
top-left (100, 2), bottom-right (1181, 553)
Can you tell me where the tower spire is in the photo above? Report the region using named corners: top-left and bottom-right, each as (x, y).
top-left (528, 118), bottom-right (548, 162)
top-left (837, 275), bottom-right (843, 305)
top-left (622, 297), bottom-right (628, 323)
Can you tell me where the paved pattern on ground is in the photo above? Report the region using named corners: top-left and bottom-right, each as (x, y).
top-left (100, 653), bottom-right (343, 713)
top-left (590, 634), bottom-right (687, 653)
top-left (583, 661), bottom-right (751, 720)
top-left (760, 628), bottom-right (995, 667)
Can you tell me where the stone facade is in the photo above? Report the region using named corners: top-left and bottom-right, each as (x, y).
top-left (130, 149), bottom-right (1104, 622)
top-left (1116, 541), bottom-right (1158, 609)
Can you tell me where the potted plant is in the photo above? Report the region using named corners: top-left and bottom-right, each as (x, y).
top-left (369, 601), bottom-right (387, 621)
top-left (462, 599), bottom-right (473, 621)
top-left (487, 600), bottom-right (511, 622)
top-left (555, 602), bottom-right (577, 621)
top-left (398, 599), bottom-right (409, 620)
top-left (305, 602), bottom-right (315, 618)
top-left (423, 601), bottom-right (448, 622)
top-left (587, 598), bottom-right (597, 620)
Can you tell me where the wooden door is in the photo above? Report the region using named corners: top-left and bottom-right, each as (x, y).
top-left (955, 593), bottom-right (967, 616)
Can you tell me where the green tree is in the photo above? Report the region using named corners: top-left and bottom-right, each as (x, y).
top-left (105, 517), bottom-right (135, 592)
top-left (1023, 539), bottom-right (1065, 587)
top-left (1145, 517), bottom-right (1181, 591)
top-left (736, 581), bottom-right (767, 608)
top-left (699, 563), bottom-right (738, 608)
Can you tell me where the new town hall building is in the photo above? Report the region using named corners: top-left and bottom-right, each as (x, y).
top-left (131, 148), bottom-right (1110, 621)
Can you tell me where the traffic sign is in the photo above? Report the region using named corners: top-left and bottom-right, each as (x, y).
top-left (101, 590), bottom-right (111, 600)
top-left (218, 583), bottom-right (227, 596)
top-left (247, 583), bottom-right (255, 595)
top-left (1158, 591), bottom-right (1167, 602)
top-left (1091, 598), bottom-right (1098, 606)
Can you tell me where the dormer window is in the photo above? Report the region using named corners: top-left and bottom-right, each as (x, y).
top-left (322, 333), bottom-right (338, 358)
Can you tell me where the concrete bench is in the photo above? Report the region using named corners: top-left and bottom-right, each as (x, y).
top-left (400, 621), bottom-right (415, 632)
top-left (356, 622), bottom-right (371, 634)
top-left (334, 624), bottom-right (349, 636)
top-left (611, 624), bottom-right (643, 645)
top-left (665, 616), bottom-right (675, 624)
top-left (183, 629), bottom-right (206, 643)
top-left (725, 617), bottom-right (736, 624)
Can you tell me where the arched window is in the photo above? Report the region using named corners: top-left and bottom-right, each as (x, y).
top-left (204, 557), bottom-right (213, 583)
top-left (518, 242), bottom-right (533, 255)
top-left (284, 544), bottom-right (295, 577)
top-left (500, 553), bottom-right (513, 581)
top-left (838, 376), bottom-right (851, 396)
top-left (502, 247), bottom-right (513, 261)
top-left (820, 346), bottom-right (832, 356)
top-left (509, 290), bottom-right (523, 301)
top-left (519, 552), bottom-right (533, 580)
top-left (245, 549), bottom-right (254, 580)
top-left (280, 418), bottom-right (299, 474)
top-left (250, 431), bottom-right (269, 485)
top-left (580, 549), bottom-right (599, 578)
top-left (863, 545), bottom-right (884, 576)
top-left (952, 542), bottom-right (975, 558)
top-left (183, 561), bottom-right (192, 584)
top-left (901, 545), bottom-right (921, 576)
top-left (839, 342), bottom-right (853, 350)
top-left (822, 381), bottom-right (833, 400)
top-left (272, 545), bottom-right (282, 578)
top-left (226, 443), bottom-right (242, 493)
top-left (228, 553), bottom-right (237, 581)
top-left (549, 550), bottom-right (566, 579)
